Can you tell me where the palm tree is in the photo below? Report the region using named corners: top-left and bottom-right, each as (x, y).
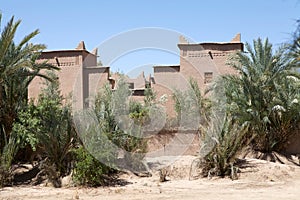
top-left (0, 14), bottom-right (58, 186)
top-left (222, 38), bottom-right (300, 152)
top-left (0, 13), bottom-right (58, 151)
top-left (288, 20), bottom-right (300, 70)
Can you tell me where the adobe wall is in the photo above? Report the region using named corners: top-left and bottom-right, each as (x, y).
top-left (82, 67), bottom-right (110, 107)
top-left (179, 44), bottom-right (243, 91)
top-left (152, 66), bottom-right (190, 118)
top-left (151, 83), bottom-right (177, 118)
top-left (83, 51), bottom-right (97, 67)
top-left (127, 72), bottom-right (147, 89)
top-left (150, 42), bottom-right (243, 119)
top-left (28, 48), bottom-right (103, 110)
top-left (28, 51), bottom-right (84, 102)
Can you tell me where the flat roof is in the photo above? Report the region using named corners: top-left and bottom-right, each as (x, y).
top-left (84, 66), bottom-right (110, 69)
top-left (153, 64), bottom-right (180, 68)
top-left (41, 49), bottom-right (94, 54)
top-left (178, 42), bottom-right (243, 46)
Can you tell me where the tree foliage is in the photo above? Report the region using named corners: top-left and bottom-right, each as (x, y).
top-left (0, 14), bottom-right (58, 186)
top-left (72, 146), bottom-right (114, 187)
top-left (199, 114), bottom-right (251, 179)
top-left (12, 72), bottom-right (77, 187)
top-left (73, 77), bottom-right (149, 186)
top-left (195, 37), bottom-right (300, 180)
top-left (223, 38), bottom-right (300, 152)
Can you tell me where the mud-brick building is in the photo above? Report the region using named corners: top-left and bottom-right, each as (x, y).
top-left (28, 34), bottom-right (300, 154)
top-left (29, 34), bottom-right (243, 112)
top-left (28, 41), bottom-right (110, 109)
top-left (150, 33), bottom-right (243, 116)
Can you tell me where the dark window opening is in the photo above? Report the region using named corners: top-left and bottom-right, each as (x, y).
top-left (204, 72), bottom-right (213, 84)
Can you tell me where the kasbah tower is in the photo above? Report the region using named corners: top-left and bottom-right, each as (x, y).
top-left (28, 33), bottom-right (243, 116)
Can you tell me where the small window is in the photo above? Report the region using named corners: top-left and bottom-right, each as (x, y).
top-left (204, 72), bottom-right (213, 84)
top-left (128, 82), bottom-right (134, 89)
top-left (182, 50), bottom-right (187, 57)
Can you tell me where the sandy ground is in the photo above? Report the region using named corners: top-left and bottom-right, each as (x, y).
top-left (1, 155), bottom-right (300, 200)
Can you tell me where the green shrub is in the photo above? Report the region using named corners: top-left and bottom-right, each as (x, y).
top-left (10, 73), bottom-right (77, 187)
top-left (72, 146), bottom-right (114, 187)
top-left (198, 114), bottom-right (252, 179)
top-left (94, 78), bottom-right (148, 171)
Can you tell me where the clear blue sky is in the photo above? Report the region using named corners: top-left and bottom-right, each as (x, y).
top-left (1, 0), bottom-right (299, 76)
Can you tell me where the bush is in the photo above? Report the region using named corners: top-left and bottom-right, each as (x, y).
top-left (72, 146), bottom-right (114, 187)
top-left (197, 114), bottom-right (252, 179)
top-left (10, 73), bottom-right (77, 187)
top-left (96, 79), bottom-right (148, 170)
top-left (0, 131), bottom-right (18, 186)
top-left (74, 77), bottom-right (149, 178)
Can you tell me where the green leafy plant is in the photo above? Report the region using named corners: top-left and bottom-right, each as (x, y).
top-left (198, 113), bottom-right (252, 179)
top-left (0, 13), bottom-right (58, 187)
top-left (74, 77), bottom-right (149, 181)
top-left (288, 20), bottom-right (300, 68)
top-left (11, 72), bottom-right (77, 187)
top-left (223, 38), bottom-right (300, 152)
top-left (34, 73), bottom-right (76, 186)
top-left (172, 78), bottom-right (211, 130)
top-left (72, 146), bottom-right (114, 187)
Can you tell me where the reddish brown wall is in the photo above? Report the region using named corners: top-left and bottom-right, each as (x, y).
top-left (28, 49), bottom-right (104, 110)
top-left (150, 42), bottom-right (243, 118)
